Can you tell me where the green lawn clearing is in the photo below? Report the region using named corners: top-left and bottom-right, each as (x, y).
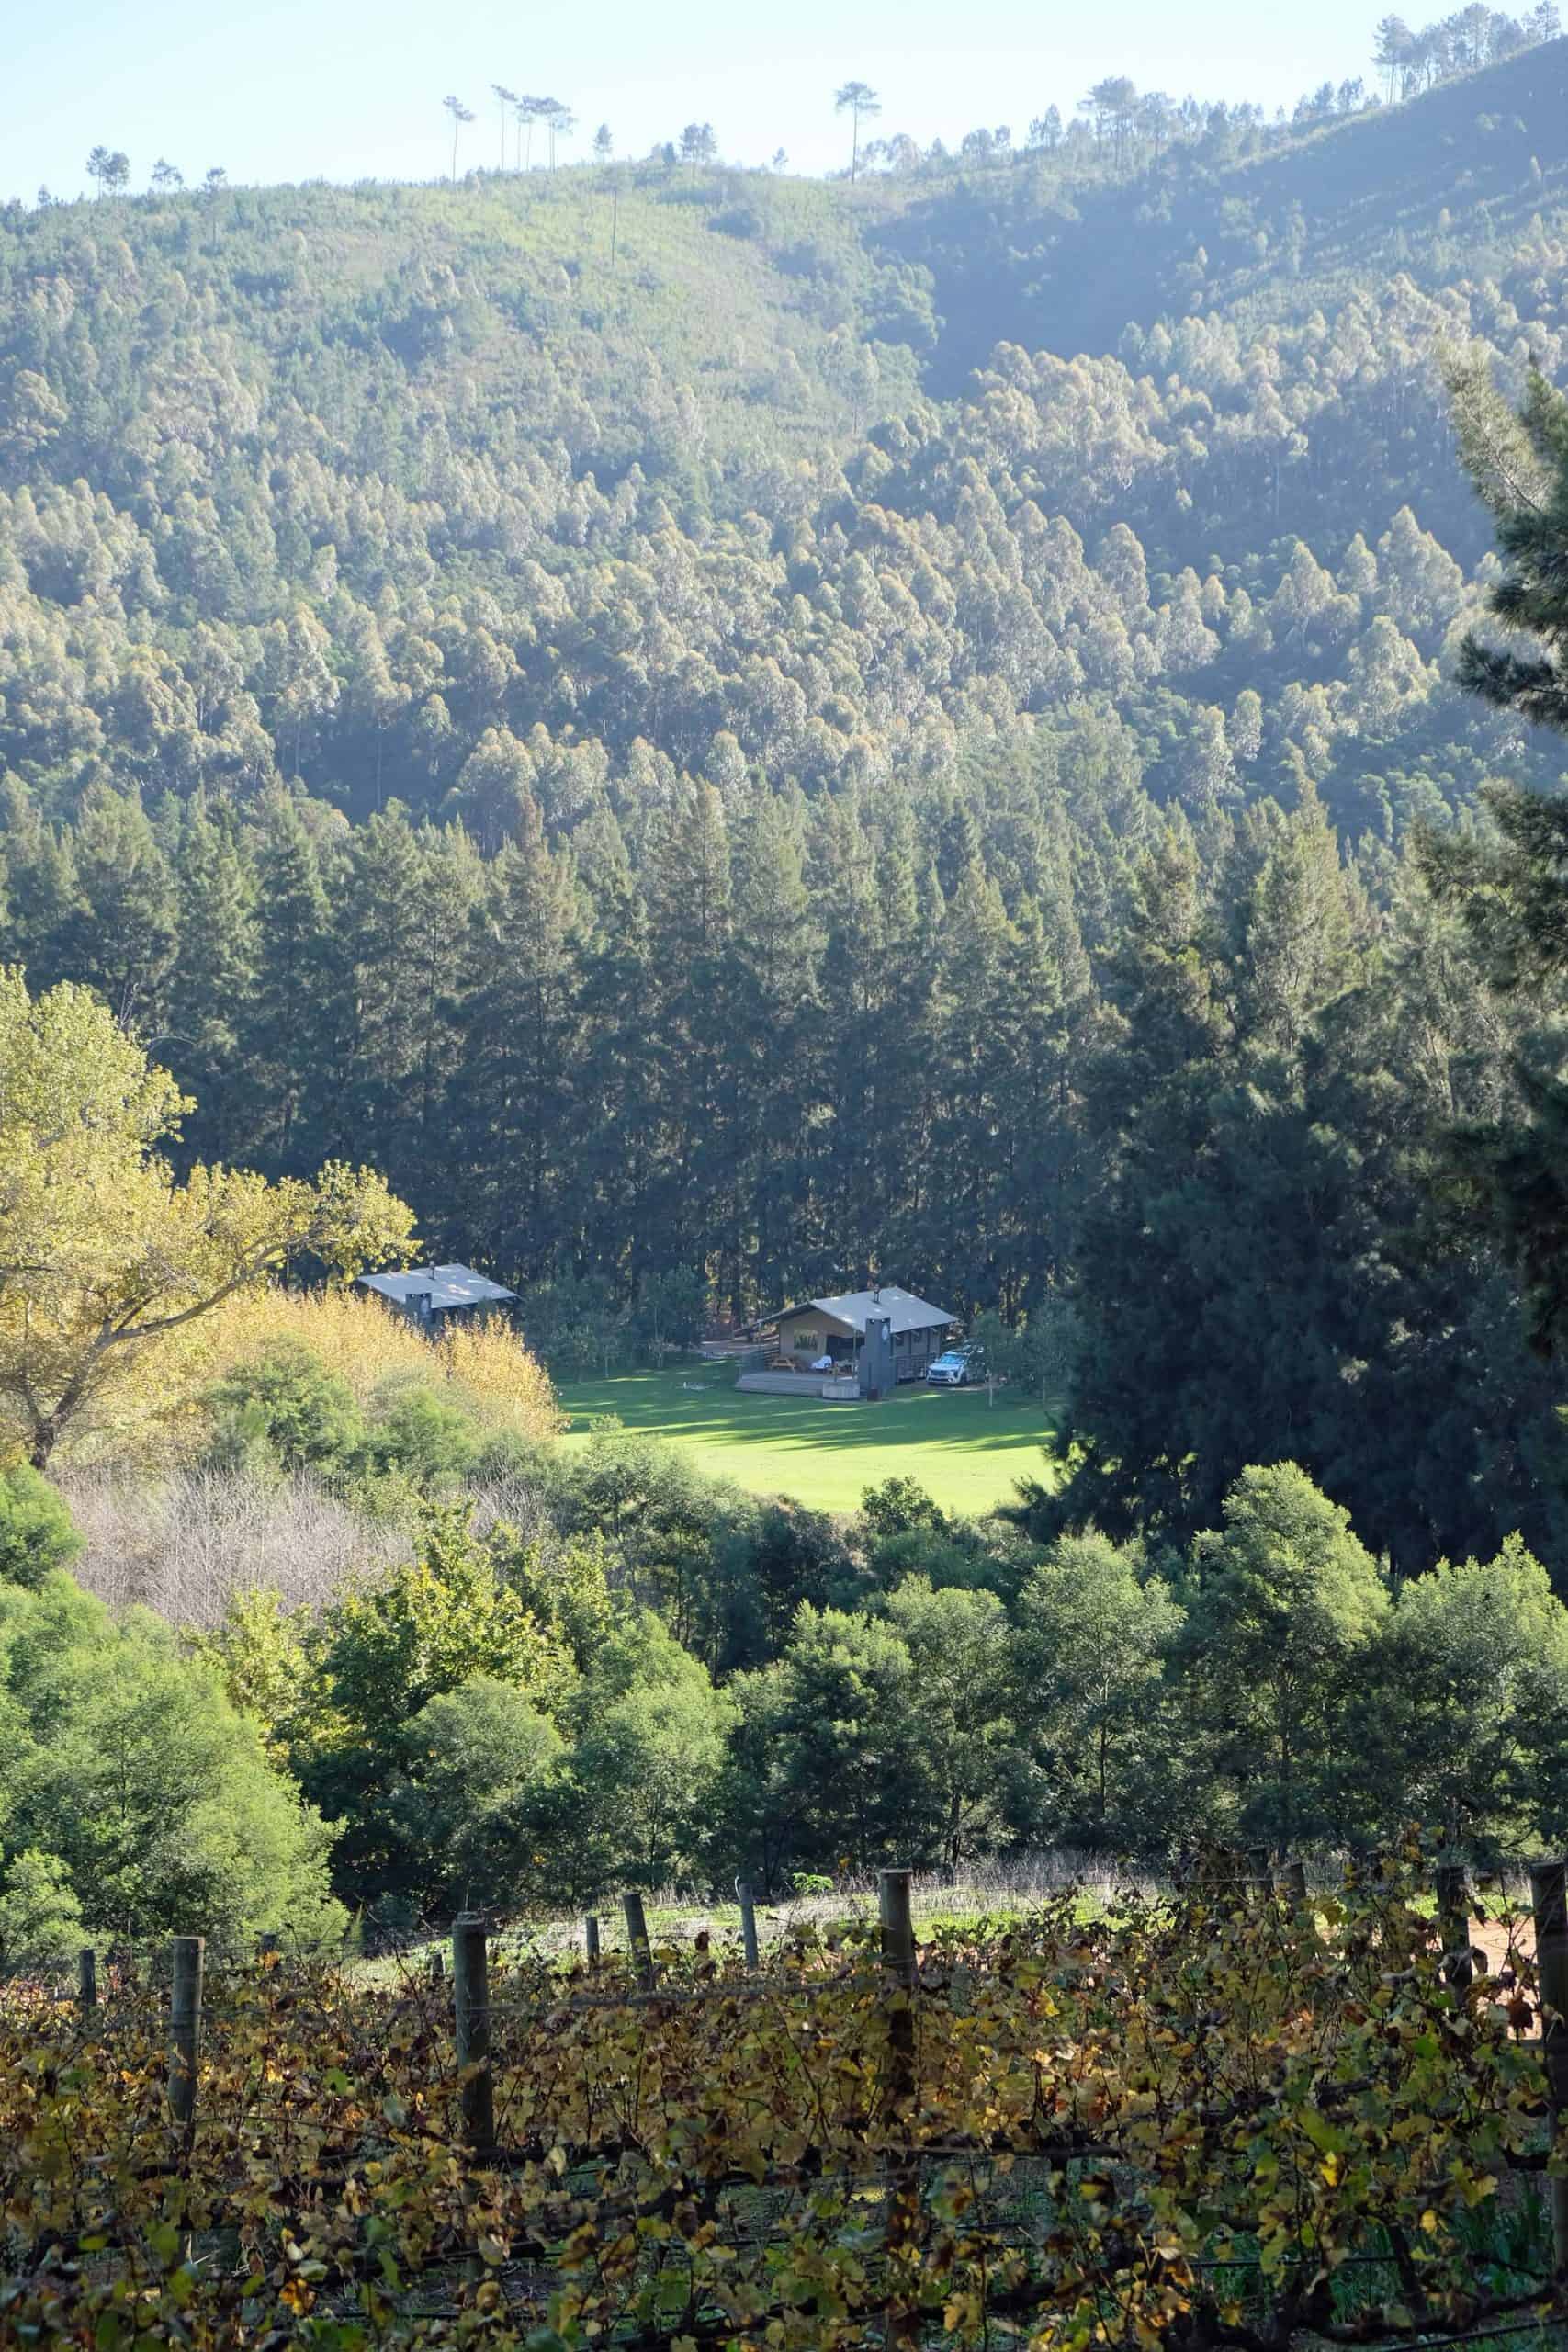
top-left (556, 1364), bottom-right (1058, 1516)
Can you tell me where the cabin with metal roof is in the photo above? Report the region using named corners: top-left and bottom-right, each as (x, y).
top-left (770, 1285), bottom-right (955, 1387)
top-left (356, 1262), bottom-right (518, 1330)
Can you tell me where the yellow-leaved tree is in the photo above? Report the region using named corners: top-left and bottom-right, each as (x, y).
top-left (0, 970), bottom-right (415, 1464)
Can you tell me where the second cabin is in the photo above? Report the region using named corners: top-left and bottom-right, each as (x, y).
top-left (357, 1261), bottom-right (518, 1332)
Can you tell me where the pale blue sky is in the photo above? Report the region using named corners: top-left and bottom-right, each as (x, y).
top-left (6, 0), bottom-right (1386, 200)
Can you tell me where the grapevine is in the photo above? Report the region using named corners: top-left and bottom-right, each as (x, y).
top-left (0, 1861), bottom-right (1560, 2350)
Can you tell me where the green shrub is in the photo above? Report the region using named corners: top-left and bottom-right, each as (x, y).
top-left (207, 1342), bottom-right (366, 1481)
top-left (0, 1574), bottom-right (344, 1945)
top-left (0, 1848), bottom-right (85, 1970)
top-left (858, 1476), bottom-right (947, 1542)
top-left (366, 1382), bottom-right (480, 1488)
top-left (0, 1464), bottom-right (83, 1589)
top-left (389, 1678), bottom-right (564, 1910)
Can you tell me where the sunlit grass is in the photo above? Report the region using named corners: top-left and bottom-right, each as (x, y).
top-left (554, 1362), bottom-right (1059, 1513)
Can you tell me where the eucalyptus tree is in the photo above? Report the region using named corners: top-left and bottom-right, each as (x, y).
top-left (833, 80), bottom-right (881, 179)
top-left (1084, 76), bottom-right (1138, 173)
top-left (199, 163), bottom-right (227, 248)
top-left (1138, 91), bottom-right (1172, 154)
top-left (1373, 12), bottom-right (1414, 97)
top-left (443, 95), bottom-right (475, 182)
top-left (547, 104), bottom-right (576, 167)
top-left (491, 85), bottom-right (518, 169)
top-left (513, 96), bottom-right (539, 168)
top-left (532, 97), bottom-right (574, 169)
top-left (85, 146), bottom-right (129, 197)
top-left (679, 121), bottom-right (716, 177)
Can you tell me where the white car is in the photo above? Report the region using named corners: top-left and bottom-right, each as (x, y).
top-left (926, 1349), bottom-right (972, 1387)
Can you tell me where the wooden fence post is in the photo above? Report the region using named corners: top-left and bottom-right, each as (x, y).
top-left (878, 1867), bottom-right (919, 2349)
top-left (583, 1914), bottom-right (600, 1967)
top-left (623, 1891), bottom-right (654, 1990)
top-left (168, 1936), bottom-right (204, 2128)
top-left (1247, 1845), bottom-right (1272, 1902)
top-left (1531, 1863), bottom-right (1568, 2274)
top-left (737, 1880), bottom-right (760, 1972)
top-left (452, 1918), bottom-right (495, 2153)
top-left (257, 1930), bottom-right (279, 1962)
top-left (1436, 1862), bottom-right (1472, 1990)
top-left (430, 1948), bottom-right (445, 1986)
top-left (1275, 1860), bottom-right (1307, 1908)
top-left (77, 1947), bottom-right (96, 2012)
top-left (879, 1866), bottom-right (915, 1989)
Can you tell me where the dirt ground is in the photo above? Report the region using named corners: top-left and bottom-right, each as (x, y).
top-left (1472, 1917), bottom-right (1533, 1973)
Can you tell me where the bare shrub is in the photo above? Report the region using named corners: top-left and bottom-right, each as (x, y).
top-left (55, 1465), bottom-right (412, 1627)
top-left (463, 1470), bottom-right (562, 1546)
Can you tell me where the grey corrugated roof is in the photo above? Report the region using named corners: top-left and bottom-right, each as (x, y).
top-left (358, 1263), bottom-right (518, 1312)
top-left (776, 1286), bottom-right (954, 1337)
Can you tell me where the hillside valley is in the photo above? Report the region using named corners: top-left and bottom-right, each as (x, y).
top-left (17, 38), bottom-right (1568, 2333)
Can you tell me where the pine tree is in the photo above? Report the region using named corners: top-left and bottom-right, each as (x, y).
top-left (925, 857), bottom-right (1011, 1307)
top-left (570, 806), bottom-right (660, 1289)
top-left (807, 796), bottom-right (885, 1288)
top-left (989, 895), bottom-right (1091, 1319)
top-left (0, 778), bottom-right (78, 984)
top-left (169, 795), bottom-right (259, 1162)
top-left (53, 786), bottom-right (179, 1031)
top-left (1228, 788), bottom-right (1363, 1055)
top-left (408, 820), bottom-right (484, 1199)
top-left (641, 784), bottom-right (734, 1291)
top-left (245, 793), bottom-right (337, 1170)
top-left (728, 782), bottom-right (820, 1311)
top-left (448, 795), bottom-right (579, 1281)
top-left (1421, 361), bottom-right (1568, 1353)
top-left (334, 804), bottom-right (429, 1191)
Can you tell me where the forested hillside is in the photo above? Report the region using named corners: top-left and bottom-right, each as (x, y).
top-left (11, 48), bottom-right (1568, 842)
top-left (6, 36), bottom-right (1568, 1570)
top-left (900, 31), bottom-right (1568, 372)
